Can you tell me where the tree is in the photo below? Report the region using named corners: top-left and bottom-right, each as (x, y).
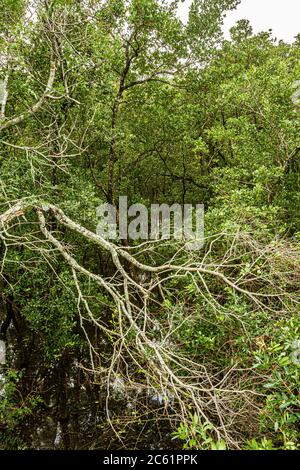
top-left (0, 0), bottom-right (299, 451)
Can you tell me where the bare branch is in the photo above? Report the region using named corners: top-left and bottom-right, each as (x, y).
top-left (0, 60), bottom-right (56, 132)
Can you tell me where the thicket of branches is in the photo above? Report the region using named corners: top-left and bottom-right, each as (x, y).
top-left (0, 0), bottom-right (299, 450)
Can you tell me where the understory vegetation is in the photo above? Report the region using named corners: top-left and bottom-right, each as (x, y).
top-left (0, 0), bottom-right (299, 450)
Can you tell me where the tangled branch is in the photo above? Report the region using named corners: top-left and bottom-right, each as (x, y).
top-left (0, 201), bottom-right (298, 448)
